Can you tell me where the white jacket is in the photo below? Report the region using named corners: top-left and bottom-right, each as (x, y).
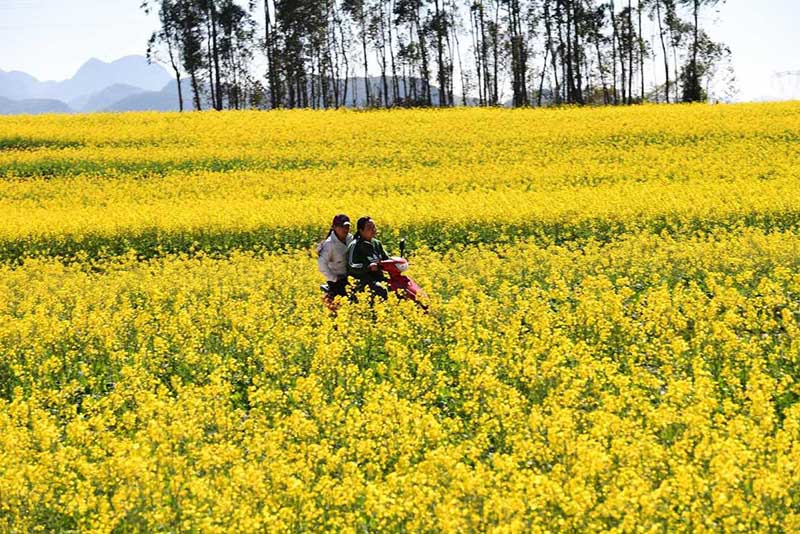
top-left (317, 232), bottom-right (354, 282)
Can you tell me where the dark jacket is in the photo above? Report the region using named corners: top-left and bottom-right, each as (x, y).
top-left (347, 236), bottom-right (389, 283)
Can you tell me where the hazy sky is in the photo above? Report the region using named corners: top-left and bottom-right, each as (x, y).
top-left (0, 0), bottom-right (797, 101)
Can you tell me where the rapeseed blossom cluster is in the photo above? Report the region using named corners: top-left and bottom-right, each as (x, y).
top-left (1, 103), bottom-right (799, 258)
top-left (1, 103), bottom-right (799, 532)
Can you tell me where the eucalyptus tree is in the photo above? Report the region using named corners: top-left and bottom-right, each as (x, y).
top-left (649, 0), bottom-right (672, 102)
top-left (679, 0), bottom-right (723, 102)
top-left (145, 0), bottom-right (186, 110)
top-left (342, 0), bottom-right (372, 105)
top-left (143, 0), bottom-right (733, 110)
top-left (395, 0), bottom-right (433, 105)
top-left (142, 0), bottom-right (207, 110)
top-left (428, 0), bottom-right (454, 106)
top-left (217, 0), bottom-right (256, 109)
top-left (504, 0), bottom-right (529, 106)
top-left (197, 0), bottom-right (223, 110)
top-left (263, 0), bottom-right (282, 107)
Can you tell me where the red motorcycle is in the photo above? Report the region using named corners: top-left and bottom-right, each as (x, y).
top-left (378, 239), bottom-right (429, 310)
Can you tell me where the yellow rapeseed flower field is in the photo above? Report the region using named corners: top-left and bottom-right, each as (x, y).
top-left (1, 103), bottom-right (800, 532)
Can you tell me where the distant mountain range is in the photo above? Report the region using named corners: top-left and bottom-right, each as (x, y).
top-left (0, 55), bottom-right (483, 115)
top-left (0, 56), bottom-right (174, 115)
top-left (0, 96), bottom-right (72, 115)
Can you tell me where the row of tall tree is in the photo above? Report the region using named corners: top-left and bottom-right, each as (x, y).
top-left (143, 0), bottom-right (734, 111)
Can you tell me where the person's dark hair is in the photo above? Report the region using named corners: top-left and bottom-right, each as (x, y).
top-left (356, 216), bottom-right (372, 238)
top-left (318, 214), bottom-right (351, 253)
top-left (319, 224), bottom-right (335, 248)
top-left (316, 226), bottom-right (333, 256)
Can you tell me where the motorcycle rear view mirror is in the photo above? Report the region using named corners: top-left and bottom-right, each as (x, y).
top-left (399, 238), bottom-right (406, 257)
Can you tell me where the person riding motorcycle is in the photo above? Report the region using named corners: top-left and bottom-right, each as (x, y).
top-left (346, 216), bottom-right (389, 300)
top-left (317, 214), bottom-right (353, 299)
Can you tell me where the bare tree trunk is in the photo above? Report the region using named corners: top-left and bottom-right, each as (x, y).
top-left (209, 0), bottom-right (222, 110)
top-left (483, 5), bottom-right (491, 104)
top-left (610, 1), bottom-right (619, 104)
top-left (336, 6), bottom-right (350, 107)
top-left (544, 0), bottom-right (561, 104)
top-left (469, 7), bottom-right (481, 105)
top-left (264, 0), bottom-right (279, 109)
top-left (565, 0), bottom-right (574, 103)
top-left (450, 4), bottom-right (468, 105)
top-left (656, 0), bottom-right (670, 102)
top-left (638, 0), bottom-right (644, 101)
top-left (311, 51), bottom-right (317, 109)
top-left (433, 0), bottom-right (447, 106)
top-left (414, 1), bottom-right (433, 105)
top-left (359, 5), bottom-right (371, 106)
top-left (389, 0), bottom-right (400, 104)
top-left (492, 1), bottom-right (500, 105)
top-left (477, 4), bottom-right (489, 105)
top-left (672, 41), bottom-right (679, 102)
top-left (206, 23), bottom-right (216, 108)
top-left (668, 10), bottom-right (679, 102)
top-left (613, 1), bottom-right (627, 104)
top-left (444, 1), bottom-right (455, 105)
top-left (537, 45), bottom-right (549, 106)
top-left (556, 0), bottom-right (568, 103)
top-left (594, 34), bottom-right (609, 105)
top-left (166, 36), bottom-right (184, 112)
top-left (584, 55), bottom-right (592, 100)
top-left (378, 1), bottom-right (390, 107)
top-left (190, 69), bottom-right (202, 110)
top-left (627, 0), bottom-right (633, 104)
top-left (327, 0), bottom-right (340, 108)
top-left (229, 46), bottom-right (237, 109)
top-left (408, 26), bottom-right (418, 101)
top-left (689, 0), bottom-right (699, 100)
top-left (573, 0), bottom-right (583, 104)
top-left (508, 0), bottom-right (528, 106)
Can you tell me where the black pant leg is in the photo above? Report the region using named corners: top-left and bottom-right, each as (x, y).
top-left (329, 278), bottom-right (348, 298)
top-left (368, 280), bottom-right (389, 300)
